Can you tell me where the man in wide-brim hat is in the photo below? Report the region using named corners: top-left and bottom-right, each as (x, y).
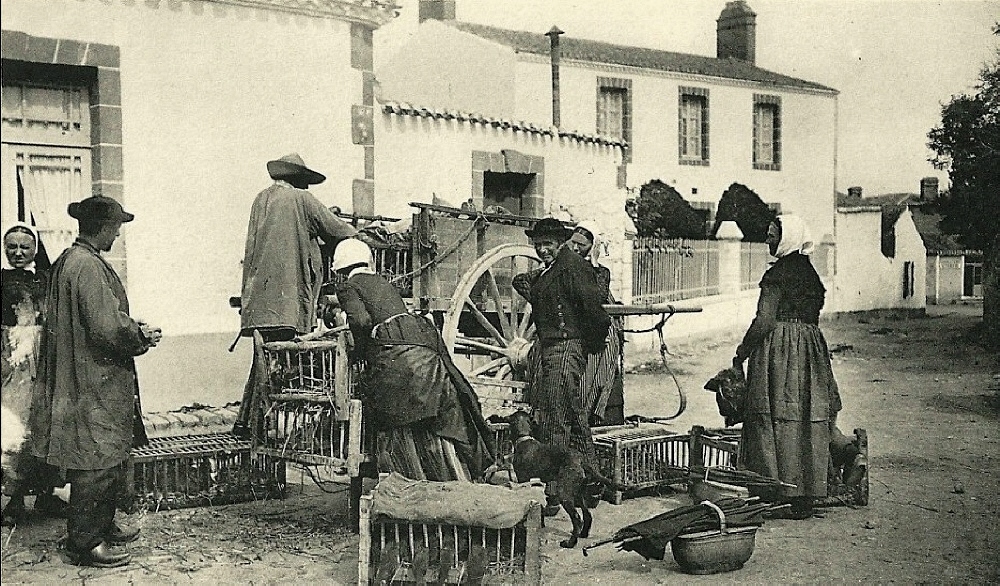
top-left (266, 153), bottom-right (326, 187)
top-left (232, 154), bottom-right (356, 439)
top-left (30, 195), bottom-right (162, 568)
top-left (512, 216), bottom-right (610, 515)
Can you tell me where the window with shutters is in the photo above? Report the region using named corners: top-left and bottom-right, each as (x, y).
top-left (753, 94), bottom-right (781, 171)
top-left (596, 77), bottom-right (632, 162)
top-left (678, 87), bottom-right (709, 165)
top-left (2, 78), bottom-right (93, 259)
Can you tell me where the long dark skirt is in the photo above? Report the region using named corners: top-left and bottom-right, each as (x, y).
top-left (739, 322), bottom-right (841, 498)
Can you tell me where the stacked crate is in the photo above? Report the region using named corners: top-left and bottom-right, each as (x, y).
top-left (129, 432), bottom-right (285, 511)
top-left (254, 331), bottom-right (359, 472)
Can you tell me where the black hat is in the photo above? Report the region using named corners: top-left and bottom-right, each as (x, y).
top-left (525, 217), bottom-right (572, 239)
top-left (67, 196), bottom-right (134, 223)
top-left (266, 153), bottom-right (326, 185)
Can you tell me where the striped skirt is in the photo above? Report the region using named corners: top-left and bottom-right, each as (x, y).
top-left (376, 426), bottom-right (471, 482)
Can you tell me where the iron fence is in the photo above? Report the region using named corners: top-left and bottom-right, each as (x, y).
top-left (632, 237), bottom-right (719, 302)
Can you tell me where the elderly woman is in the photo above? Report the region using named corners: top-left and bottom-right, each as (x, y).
top-left (568, 221), bottom-right (625, 427)
top-left (733, 214), bottom-right (862, 520)
top-left (1, 223), bottom-right (65, 526)
top-left (331, 239), bottom-right (494, 481)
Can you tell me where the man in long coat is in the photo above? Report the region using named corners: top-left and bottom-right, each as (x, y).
top-left (29, 196), bottom-right (162, 568)
top-left (232, 153), bottom-right (356, 438)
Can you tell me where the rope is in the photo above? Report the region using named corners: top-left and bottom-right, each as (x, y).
top-left (623, 310), bottom-right (687, 423)
top-left (388, 214), bottom-right (488, 285)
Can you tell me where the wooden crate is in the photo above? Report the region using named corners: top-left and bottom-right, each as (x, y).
top-left (688, 425), bottom-right (870, 506)
top-left (130, 432), bottom-right (285, 511)
top-left (358, 486), bottom-right (542, 585)
top-left (254, 331), bottom-right (363, 471)
top-left (592, 423), bottom-right (691, 504)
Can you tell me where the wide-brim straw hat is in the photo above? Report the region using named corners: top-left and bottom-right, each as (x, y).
top-left (266, 153), bottom-right (326, 185)
top-left (67, 196), bottom-right (135, 223)
top-left (525, 217), bottom-right (572, 240)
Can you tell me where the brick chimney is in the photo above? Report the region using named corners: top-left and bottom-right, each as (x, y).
top-left (847, 186), bottom-right (863, 200)
top-left (419, 0), bottom-right (455, 22)
top-left (717, 1), bottom-right (756, 64)
top-left (920, 177), bottom-right (939, 201)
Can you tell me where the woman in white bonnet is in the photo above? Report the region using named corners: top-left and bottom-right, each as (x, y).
top-left (1, 223), bottom-right (67, 526)
top-left (733, 214), bottom-right (864, 519)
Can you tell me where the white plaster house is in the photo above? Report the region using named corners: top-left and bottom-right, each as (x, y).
top-left (1, 0), bottom-right (395, 338)
top-left (376, 0), bottom-right (839, 245)
top-left (834, 204), bottom-right (926, 313)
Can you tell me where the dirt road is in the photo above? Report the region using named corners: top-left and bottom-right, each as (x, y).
top-left (3, 304), bottom-right (997, 584)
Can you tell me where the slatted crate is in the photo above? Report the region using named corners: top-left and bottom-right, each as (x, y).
top-left (592, 423), bottom-right (691, 504)
top-left (688, 425), bottom-right (870, 506)
top-left (358, 487), bottom-right (542, 585)
top-left (254, 330), bottom-right (364, 473)
top-left (130, 432), bottom-right (285, 511)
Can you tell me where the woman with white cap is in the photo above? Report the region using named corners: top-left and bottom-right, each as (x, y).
top-left (330, 238), bottom-right (494, 482)
top-left (733, 214), bottom-right (863, 520)
top-left (1, 223), bottom-right (66, 526)
top-left (568, 220), bottom-right (625, 427)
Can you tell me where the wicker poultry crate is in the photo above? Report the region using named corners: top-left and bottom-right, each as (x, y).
top-left (254, 331), bottom-right (365, 473)
top-left (358, 488), bottom-right (542, 585)
top-left (688, 425), bottom-right (870, 506)
top-left (592, 423), bottom-right (691, 504)
top-left (129, 432), bottom-right (285, 511)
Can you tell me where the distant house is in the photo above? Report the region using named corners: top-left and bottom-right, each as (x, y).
top-left (1, 0), bottom-right (395, 336)
top-left (835, 187), bottom-right (926, 313)
top-left (377, 0), bottom-right (839, 246)
top-left (839, 180), bottom-right (984, 304)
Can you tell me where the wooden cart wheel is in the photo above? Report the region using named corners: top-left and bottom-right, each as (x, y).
top-left (442, 243), bottom-right (540, 380)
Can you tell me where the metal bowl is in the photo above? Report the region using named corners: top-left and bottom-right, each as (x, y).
top-left (671, 500), bottom-right (757, 575)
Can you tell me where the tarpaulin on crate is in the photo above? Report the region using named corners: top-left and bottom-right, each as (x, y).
top-left (371, 473), bottom-right (544, 529)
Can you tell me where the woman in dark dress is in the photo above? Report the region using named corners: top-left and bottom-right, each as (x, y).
top-left (331, 239), bottom-right (494, 481)
top-left (568, 221), bottom-right (625, 427)
top-left (1, 223), bottom-right (66, 525)
top-left (732, 214), bottom-right (842, 519)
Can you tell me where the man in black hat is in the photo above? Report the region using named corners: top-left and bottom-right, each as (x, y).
top-left (232, 154), bottom-right (356, 438)
top-left (29, 195), bottom-right (162, 568)
top-left (512, 217), bottom-right (610, 512)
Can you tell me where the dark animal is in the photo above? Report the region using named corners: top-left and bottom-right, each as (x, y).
top-left (704, 366), bottom-right (747, 427)
top-left (506, 411), bottom-right (620, 548)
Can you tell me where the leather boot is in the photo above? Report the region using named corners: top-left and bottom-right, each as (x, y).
top-left (68, 542), bottom-right (132, 568)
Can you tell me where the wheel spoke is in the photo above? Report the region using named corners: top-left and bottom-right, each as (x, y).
top-left (471, 357), bottom-right (509, 376)
top-left (486, 270), bottom-right (514, 341)
top-left (463, 299), bottom-right (506, 347)
top-left (455, 336), bottom-right (508, 356)
top-left (524, 323), bottom-right (535, 340)
top-left (517, 304), bottom-right (533, 337)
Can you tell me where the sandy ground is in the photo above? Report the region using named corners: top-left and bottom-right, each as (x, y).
top-left (2, 304), bottom-right (998, 584)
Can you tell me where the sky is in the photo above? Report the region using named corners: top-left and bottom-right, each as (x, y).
top-left (448, 0), bottom-right (998, 197)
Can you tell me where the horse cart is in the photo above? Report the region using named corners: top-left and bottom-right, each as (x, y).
top-left (247, 202), bottom-right (701, 529)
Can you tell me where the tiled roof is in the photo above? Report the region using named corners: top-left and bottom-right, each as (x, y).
top-left (447, 21), bottom-right (836, 93)
top-left (836, 192), bottom-right (925, 207)
top-left (380, 100), bottom-right (628, 148)
top-left (211, 0), bottom-right (395, 24)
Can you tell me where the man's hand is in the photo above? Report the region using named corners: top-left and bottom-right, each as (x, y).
top-left (138, 320), bottom-right (163, 347)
